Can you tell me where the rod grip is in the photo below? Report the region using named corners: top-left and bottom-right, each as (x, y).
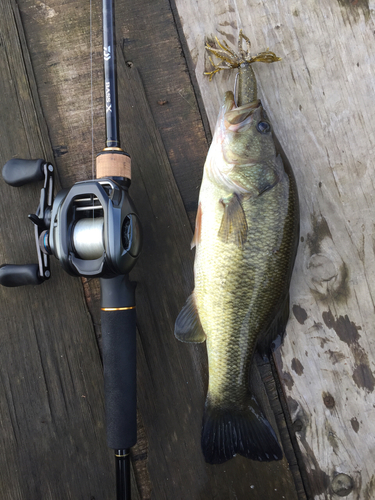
top-left (96, 151), bottom-right (131, 180)
top-left (2, 159), bottom-right (45, 187)
top-left (0, 264), bottom-right (43, 287)
top-left (100, 275), bottom-right (137, 449)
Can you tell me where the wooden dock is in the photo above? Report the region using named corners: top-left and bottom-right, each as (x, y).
top-left (0, 0), bottom-right (374, 498)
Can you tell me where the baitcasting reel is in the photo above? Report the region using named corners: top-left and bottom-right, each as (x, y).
top-left (0, 151), bottom-right (143, 499)
top-left (1, 1), bottom-right (142, 497)
top-left (0, 156), bottom-right (142, 287)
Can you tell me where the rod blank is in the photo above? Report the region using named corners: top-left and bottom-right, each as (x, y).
top-left (103, 0), bottom-right (120, 148)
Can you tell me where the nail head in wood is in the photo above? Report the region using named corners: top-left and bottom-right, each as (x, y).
top-left (331, 473), bottom-right (354, 496)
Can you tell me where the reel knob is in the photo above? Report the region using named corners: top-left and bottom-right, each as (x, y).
top-left (0, 264), bottom-right (44, 287)
top-left (2, 159), bottom-right (46, 187)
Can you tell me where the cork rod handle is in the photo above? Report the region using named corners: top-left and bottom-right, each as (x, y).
top-left (96, 151), bottom-right (131, 180)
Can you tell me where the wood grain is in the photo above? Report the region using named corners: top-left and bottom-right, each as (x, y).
top-left (13, 0), bottom-right (300, 497)
top-left (116, 50), bottom-right (299, 500)
top-left (174, 0), bottom-right (375, 497)
top-left (0, 1), bottom-right (128, 498)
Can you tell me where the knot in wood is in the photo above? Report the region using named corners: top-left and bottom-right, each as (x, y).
top-left (293, 419), bottom-right (303, 432)
top-left (323, 392), bottom-right (335, 409)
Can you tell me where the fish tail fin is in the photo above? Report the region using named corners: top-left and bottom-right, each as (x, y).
top-left (201, 395), bottom-right (283, 464)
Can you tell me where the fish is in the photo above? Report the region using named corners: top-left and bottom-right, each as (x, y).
top-left (175, 31), bottom-right (299, 465)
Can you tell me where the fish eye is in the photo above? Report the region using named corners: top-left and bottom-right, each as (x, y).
top-left (256, 121), bottom-right (271, 134)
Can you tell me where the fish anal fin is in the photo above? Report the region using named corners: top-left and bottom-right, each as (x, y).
top-left (174, 293), bottom-right (206, 343)
top-left (218, 193), bottom-right (248, 248)
top-left (191, 202), bottom-right (202, 249)
top-left (257, 293), bottom-right (290, 360)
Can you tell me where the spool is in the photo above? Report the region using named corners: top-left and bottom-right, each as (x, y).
top-left (73, 217), bottom-right (104, 260)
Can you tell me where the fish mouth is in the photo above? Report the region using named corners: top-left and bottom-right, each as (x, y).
top-left (224, 97), bottom-right (261, 131)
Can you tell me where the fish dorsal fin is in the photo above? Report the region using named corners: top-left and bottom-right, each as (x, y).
top-left (191, 202), bottom-right (202, 249)
top-left (174, 293), bottom-right (206, 343)
top-left (218, 193), bottom-right (248, 248)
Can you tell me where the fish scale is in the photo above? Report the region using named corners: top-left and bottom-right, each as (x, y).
top-left (175, 32), bottom-right (299, 464)
top-left (196, 173), bottom-right (292, 403)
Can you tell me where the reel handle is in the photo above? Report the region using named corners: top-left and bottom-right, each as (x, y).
top-left (100, 274), bottom-right (137, 449)
top-left (0, 264), bottom-right (44, 287)
top-left (2, 159), bottom-right (45, 187)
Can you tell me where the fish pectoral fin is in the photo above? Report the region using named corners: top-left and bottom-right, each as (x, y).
top-left (174, 293), bottom-right (206, 343)
top-left (218, 193), bottom-right (248, 248)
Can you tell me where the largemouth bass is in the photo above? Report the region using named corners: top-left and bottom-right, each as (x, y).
top-left (175, 31), bottom-right (299, 464)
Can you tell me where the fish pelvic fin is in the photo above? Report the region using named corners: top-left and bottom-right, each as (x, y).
top-left (218, 193), bottom-right (248, 248)
top-left (174, 293), bottom-right (206, 343)
top-left (201, 395), bottom-right (282, 464)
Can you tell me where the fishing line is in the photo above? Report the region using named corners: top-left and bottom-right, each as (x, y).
top-left (90, 0), bottom-right (95, 181)
top-left (0, 1), bottom-right (141, 498)
top-left (233, 72), bottom-right (239, 107)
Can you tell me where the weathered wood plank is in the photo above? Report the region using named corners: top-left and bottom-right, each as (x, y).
top-left (115, 3), bottom-right (300, 497)
top-left (174, 0), bottom-right (375, 498)
top-left (17, 0), bottom-right (209, 227)
top-left (16, 0), bottom-right (300, 497)
top-left (117, 51), bottom-right (299, 500)
top-left (16, 0), bottom-right (104, 188)
top-left (0, 1), bottom-right (128, 498)
top-left (116, 0), bottom-right (210, 227)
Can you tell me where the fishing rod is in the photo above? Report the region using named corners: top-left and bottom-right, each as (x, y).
top-left (0, 0), bottom-right (141, 498)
